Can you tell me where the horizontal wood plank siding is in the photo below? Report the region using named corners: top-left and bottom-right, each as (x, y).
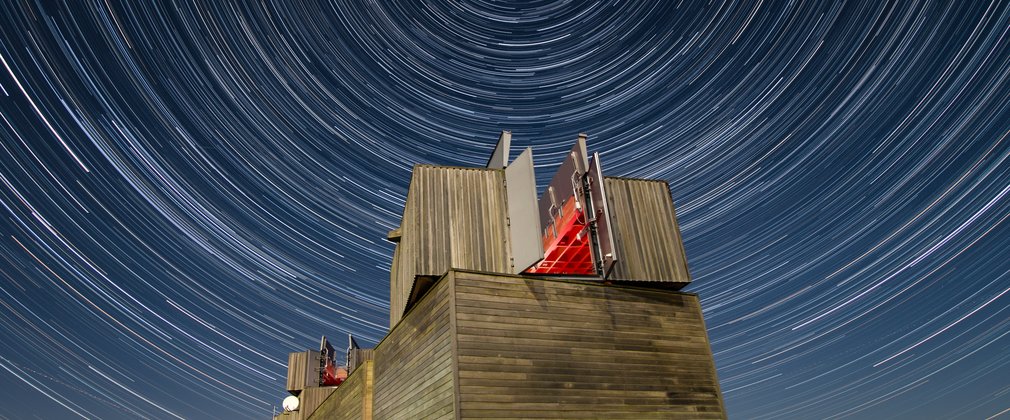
top-left (373, 275), bottom-right (456, 419)
top-left (390, 165), bottom-right (511, 326)
top-left (300, 387), bottom-right (336, 419)
top-left (453, 271), bottom-right (724, 419)
top-left (604, 177), bottom-right (692, 284)
top-left (362, 361), bottom-right (374, 420)
top-left (308, 362), bottom-right (372, 420)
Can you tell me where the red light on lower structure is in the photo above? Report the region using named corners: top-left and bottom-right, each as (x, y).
top-left (322, 363), bottom-right (348, 386)
top-left (524, 196), bottom-right (596, 275)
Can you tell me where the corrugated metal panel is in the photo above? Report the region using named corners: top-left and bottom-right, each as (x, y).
top-left (389, 165), bottom-right (511, 326)
top-left (604, 177), bottom-right (691, 284)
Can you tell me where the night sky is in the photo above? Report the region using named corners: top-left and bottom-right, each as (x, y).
top-left (1, 1), bottom-right (1008, 419)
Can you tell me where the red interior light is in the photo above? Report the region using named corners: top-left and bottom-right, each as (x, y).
top-left (524, 196), bottom-right (595, 275)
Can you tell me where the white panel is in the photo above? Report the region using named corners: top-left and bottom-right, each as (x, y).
top-left (588, 152), bottom-right (617, 277)
top-left (505, 147), bottom-right (543, 273)
top-left (486, 130), bottom-right (511, 169)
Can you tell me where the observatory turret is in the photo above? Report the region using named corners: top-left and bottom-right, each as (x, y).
top-left (275, 132), bottom-right (724, 420)
top-left (386, 132), bottom-right (693, 326)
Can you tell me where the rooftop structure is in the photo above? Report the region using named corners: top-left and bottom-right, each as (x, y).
top-left (275, 133), bottom-right (725, 419)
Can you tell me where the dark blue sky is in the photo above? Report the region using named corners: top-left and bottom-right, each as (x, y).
top-left (1, 1), bottom-right (1008, 418)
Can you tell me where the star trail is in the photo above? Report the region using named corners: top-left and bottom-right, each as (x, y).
top-left (0, 1), bottom-right (1008, 418)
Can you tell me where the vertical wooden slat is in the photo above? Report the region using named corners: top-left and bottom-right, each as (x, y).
top-left (347, 348), bottom-right (374, 375)
top-left (605, 177), bottom-right (691, 283)
top-left (285, 352), bottom-right (304, 392)
top-left (389, 166), bottom-right (512, 326)
top-left (286, 351), bottom-right (319, 393)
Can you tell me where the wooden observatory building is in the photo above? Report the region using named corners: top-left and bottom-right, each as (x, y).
top-left (274, 132), bottom-right (726, 419)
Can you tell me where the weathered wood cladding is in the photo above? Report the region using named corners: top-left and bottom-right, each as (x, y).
top-left (373, 274), bottom-right (456, 419)
top-left (347, 348), bottom-right (374, 376)
top-left (452, 271), bottom-right (725, 419)
top-left (286, 351), bottom-right (320, 392)
top-left (361, 361), bottom-right (374, 420)
top-left (388, 166), bottom-right (692, 326)
top-left (274, 386), bottom-right (336, 420)
top-left (300, 387), bottom-right (337, 419)
top-left (309, 362), bottom-right (373, 420)
top-left (285, 352), bottom-right (305, 393)
top-left (604, 177), bottom-right (692, 284)
top-left (389, 165), bottom-right (511, 326)
top-left (296, 270), bottom-right (724, 419)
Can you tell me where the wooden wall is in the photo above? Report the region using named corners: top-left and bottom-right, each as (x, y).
top-left (273, 386), bottom-right (335, 420)
top-left (452, 271), bottom-right (725, 419)
top-left (290, 270), bottom-right (724, 419)
top-left (387, 166), bottom-right (694, 326)
top-left (389, 165), bottom-right (512, 326)
top-left (300, 387), bottom-right (336, 419)
top-left (347, 348), bottom-right (374, 376)
top-left (604, 177), bottom-right (692, 284)
top-left (361, 361), bottom-right (374, 419)
top-left (286, 351), bottom-right (320, 392)
top-left (373, 274), bottom-right (456, 419)
top-left (309, 362), bottom-right (373, 420)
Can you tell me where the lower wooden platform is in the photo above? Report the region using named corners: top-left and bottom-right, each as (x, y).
top-left (292, 270), bottom-right (725, 419)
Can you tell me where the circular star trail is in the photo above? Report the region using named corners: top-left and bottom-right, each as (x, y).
top-left (1, 1), bottom-right (1008, 418)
